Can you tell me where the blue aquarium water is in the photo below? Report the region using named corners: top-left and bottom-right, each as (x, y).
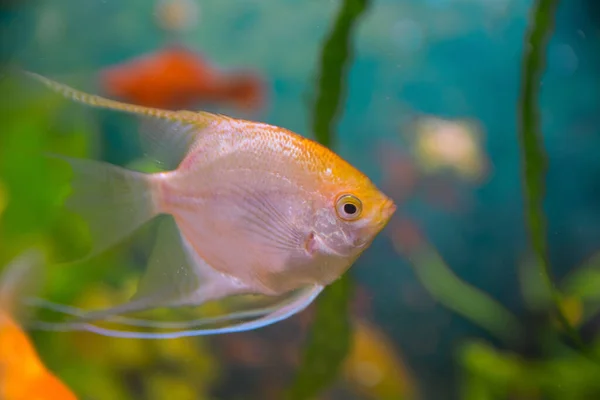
top-left (1, 0), bottom-right (600, 399)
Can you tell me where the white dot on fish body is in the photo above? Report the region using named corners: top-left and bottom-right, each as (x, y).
top-left (223, 273), bottom-right (245, 288)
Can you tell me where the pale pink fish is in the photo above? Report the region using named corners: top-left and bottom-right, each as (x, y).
top-left (24, 72), bottom-right (396, 339)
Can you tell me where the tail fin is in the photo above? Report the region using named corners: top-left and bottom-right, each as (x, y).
top-left (51, 155), bottom-right (160, 259)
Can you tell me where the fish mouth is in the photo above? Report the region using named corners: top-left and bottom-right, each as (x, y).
top-left (362, 198), bottom-right (396, 238)
top-left (380, 198), bottom-right (397, 221)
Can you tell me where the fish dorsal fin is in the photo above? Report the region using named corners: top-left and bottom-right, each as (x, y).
top-left (23, 71), bottom-right (224, 170)
top-left (138, 113), bottom-right (200, 169)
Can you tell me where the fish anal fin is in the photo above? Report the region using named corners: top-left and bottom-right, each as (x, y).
top-left (24, 214), bottom-right (325, 337)
top-left (74, 216), bottom-right (249, 323)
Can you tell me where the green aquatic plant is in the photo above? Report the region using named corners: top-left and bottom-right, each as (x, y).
top-left (453, 0), bottom-right (600, 397)
top-left (310, 0), bottom-right (369, 149)
top-left (516, 0), bottom-right (585, 350)
top-left (408, 244), bottom-right (522, 345)
top-left (0, 74), bottom-right (90, 397)
top-left (385, 0), bottom-right (600, 398)
top-left (288, 0), bottom-right (370, 399)
top-left (0, 75), bottom-right (89, 267)
top-left (459, 341), bottom-right (600, 400)
top-left (288, 277), bottom-right (354, 400)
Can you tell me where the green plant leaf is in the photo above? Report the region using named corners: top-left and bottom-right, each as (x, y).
top-left (410, 245), bottom-right (522, 344)
top-left (287, 0), bottom-right (370, 398)
top-left (516, 0), bottom-right (582, 347)
top-left (287, 275), bottom-right (353, 400)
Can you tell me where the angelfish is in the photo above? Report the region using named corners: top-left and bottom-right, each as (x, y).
top-left (25, 72), bottom-right (396, 339)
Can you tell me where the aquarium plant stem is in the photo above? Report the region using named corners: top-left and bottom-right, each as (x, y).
top-left (288, 0), bottom-right (370, 399)
top-left (311, 0), bottom-right (368, 149)
top-left (517, 0), bottom-right (583, 349)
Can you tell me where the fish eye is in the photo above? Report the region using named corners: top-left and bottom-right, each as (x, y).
top-left (335, 194), bottom-right (363, 221)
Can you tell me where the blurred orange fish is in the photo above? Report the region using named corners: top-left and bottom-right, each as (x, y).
top-left (25, 72), bottom-right (396, 339)
top-left (99, 44), bottom-right (266, 112)
top-left (0, 251), bottom-right (78, 400)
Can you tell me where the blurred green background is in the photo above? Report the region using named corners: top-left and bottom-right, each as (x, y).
top-left (1, 0), bottom-right (600, 399)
